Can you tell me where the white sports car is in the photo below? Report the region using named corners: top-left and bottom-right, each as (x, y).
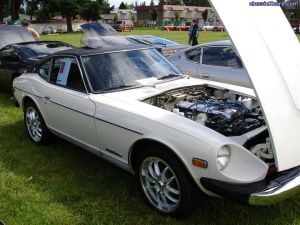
top-left (13, 0), bottom-right (300, 217)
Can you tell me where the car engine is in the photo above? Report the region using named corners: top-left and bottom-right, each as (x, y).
top-left (143, 85), bottom-right (275, 166)
top-left (144, 86), bottom-right (265, 136)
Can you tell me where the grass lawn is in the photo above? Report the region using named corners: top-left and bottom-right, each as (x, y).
top-left (40, 29), bottom-right (300, 46)
top-left (40, 29), bottom-right (229, 46)
top-left (0, 30), bottom-right (299, 224)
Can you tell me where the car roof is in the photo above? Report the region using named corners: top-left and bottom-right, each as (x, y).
top-left (199, 40), bottom-right (232, 47)
top-left (14, 41), bottom-right (72, 47)
top-left (54, 45), bottom-right (153, 57)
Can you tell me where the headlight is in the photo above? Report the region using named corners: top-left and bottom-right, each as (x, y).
top-left (216, 145), bottom-right (231, 171)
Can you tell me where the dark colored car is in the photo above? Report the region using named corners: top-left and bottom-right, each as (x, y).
top-left (0, 41), bottom-right (72, 90)
top-left (0, 25), bottom-right (72, 91)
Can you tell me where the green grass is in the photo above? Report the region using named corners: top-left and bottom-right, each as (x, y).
top-left (40, 29), bottom-right (300, 47)
top-left (40, 30), bottom-right (230, 47)
top-left (0, 30), bottom-right (300, 224)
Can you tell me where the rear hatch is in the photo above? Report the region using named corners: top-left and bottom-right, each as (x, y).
top-left (0, 25), bottom-right (35, 49)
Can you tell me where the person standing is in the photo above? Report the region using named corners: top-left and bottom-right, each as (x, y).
top-left (188, 23), bottom-right (193, 44)
top-left (190, 19), bottom-right (199, 46)
top-left (21, 20), bottom-right (40, 41)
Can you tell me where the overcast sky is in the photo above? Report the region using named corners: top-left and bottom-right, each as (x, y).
top-left (109, 0), bottom-right (154, 8)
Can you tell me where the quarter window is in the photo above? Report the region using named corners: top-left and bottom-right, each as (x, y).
top-left (202, 47), bottom-right (242, 68)
top-left (185, 48), bottom-right (201, 63)
top-left (50, 57), bottom-right (85, 92)
top-left (38, 60), bottom-right (51, 81)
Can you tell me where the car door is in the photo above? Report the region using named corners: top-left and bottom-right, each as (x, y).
top-left (38, 56), bottom-right (99, 150)
top-left (176, 47), bottom-right (201, 77)
top-left (198, 46), bottom-right (251, 87)
top-left (0, 46), bottom-right (20, 89)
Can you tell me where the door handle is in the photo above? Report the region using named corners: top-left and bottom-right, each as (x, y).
top-left (44, 96), bottom-right (51, 100)
top-left (201, 73), bottom-right (211, 79)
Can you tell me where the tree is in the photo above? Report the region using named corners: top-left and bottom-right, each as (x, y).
top-left (182, 0), bottom-right (210, 6)
top-left (47, 0), bottom-right (80, 32)
top-left (202, 9), bottom-right (208, 22)
top-left (175, 11), bottom-right (180, 21)
top-left (168, 0), bottom-right (183, 5)
top-left (0, 0), bottom-right (5, 23)
top-left (79, 1), bottom-right (101, 22)
top-left (158, 0), bottom-right (165, 5)
top-left (131, 15), bottom-right (136, 22)
top-left (150, 0), bottom-right (155, 6)
top-left (25, 0), bottom-right (39, 20)
top-left (34, 5), bottom-right (51, 22)
top-left (151, 8), bottom-right (158, 21)
top-left (113, 14), bottom-right (118, 22)
top-left (98, 0), bottom-right (113, 15)
top-left (11, 0), bottom-right (23, 21)
top-left (119, 1), bottom-right (127, 9)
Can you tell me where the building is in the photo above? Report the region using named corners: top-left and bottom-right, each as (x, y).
top-left (101, 9), bottom-right (137, 25)
top-left (136, 5), bottom-right (219, 27)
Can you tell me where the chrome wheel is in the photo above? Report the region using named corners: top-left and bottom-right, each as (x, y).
top-left (140, 157), bottom-right (181, 213)
top-left (26, 107), bottom-right (42, 142)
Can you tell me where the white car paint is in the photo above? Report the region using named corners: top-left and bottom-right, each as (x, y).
top-left (11, 0), bottom-right (300, 213)
top-left (13, 73), bottom-right (268, 189)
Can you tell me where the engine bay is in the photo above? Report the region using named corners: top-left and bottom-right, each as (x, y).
top-left (143, 85), bottom-right (275, 166)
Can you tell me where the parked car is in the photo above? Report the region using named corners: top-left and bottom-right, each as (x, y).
top-left (13, 0), bottom-right (300, 216)
top-left (213, 25), bottom-right (225, 31)
top-left (127, 35), bottom-right (189, 57)
top-left (200, 25), bottom-right (215, 31)
top-left (113, 20), bottom-right (134, 32)
top-left (168, 40), bottom-right (252, 88)
top-left (0, 25), bottom-right (72, 90)
top-left (41, 26), bottom-right (57, 34)
top-left (80, 24), bottom-right (188, 57)
top-left (161, 25), bottom-right (178, 31)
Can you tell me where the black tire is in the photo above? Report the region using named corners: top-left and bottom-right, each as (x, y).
top-left (135, 145), bottom-right (198, 218)
top-left (24, 101), bottom-right (52, 144)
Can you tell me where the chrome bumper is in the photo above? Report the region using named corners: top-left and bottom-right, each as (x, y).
top-left (201, 166), bottom-right (300, 205)
top-left (249, 173), bottom-right (300, 205)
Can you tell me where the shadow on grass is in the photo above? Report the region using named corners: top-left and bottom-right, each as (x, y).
top-left (0, 93), bottom-right (299, 225)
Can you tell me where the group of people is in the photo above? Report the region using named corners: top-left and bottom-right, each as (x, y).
top-left (188, 19), bottom-right (199, 46)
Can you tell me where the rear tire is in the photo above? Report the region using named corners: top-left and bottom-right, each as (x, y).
top-left (135, 146), bottom-right (198, 217)
top-left (24, 101), bottom-right (52, 144)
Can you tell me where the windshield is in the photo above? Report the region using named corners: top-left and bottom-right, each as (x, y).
top-left (82, 49), bottom-right (183, 92)
top-left (140, 36), bottom-right (179, 47)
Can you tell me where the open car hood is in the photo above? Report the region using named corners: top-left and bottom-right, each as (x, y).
top-left (81, 23), bottom-right (118, 37)
top-left (209, 0), bottom-right (300, 171)
top-left (0, 25), bottom-right (35, 49)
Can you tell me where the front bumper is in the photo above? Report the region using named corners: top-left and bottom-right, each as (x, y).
top-left (200, 166), bottom-right (300, 205)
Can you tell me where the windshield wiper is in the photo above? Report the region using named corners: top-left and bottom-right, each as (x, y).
top-left (157, 74), bottom-right (181, 80)
top-left (101, 84), bottom-right (140, 92)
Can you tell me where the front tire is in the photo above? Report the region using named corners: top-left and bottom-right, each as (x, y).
top-left (24, 101), bottom-right (51, 144)
top-left (136, 146), bottom-right (198, 217)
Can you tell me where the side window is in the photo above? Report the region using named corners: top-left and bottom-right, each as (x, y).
top-left (0, 46), bottom-right (19, 62)
top-left (202, 47), bottom-right (242, 68)
top-left (185, 48), bottom-right (201, 63)
top-left (50, 57), bottom-right (86, 92)
top-left (38, 60), bottom-right (52, 81)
